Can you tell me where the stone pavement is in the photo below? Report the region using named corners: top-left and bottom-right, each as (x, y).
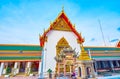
top-left (0, 76), bottom-right (76, 79)
top-left (0, 76), bottom-right (38, 79)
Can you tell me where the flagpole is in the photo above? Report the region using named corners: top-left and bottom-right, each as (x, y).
top-left (98, 19), bottom-right (106, 46)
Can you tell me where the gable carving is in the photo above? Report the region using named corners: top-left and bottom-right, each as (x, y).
top-left (52, 18), bottom-right (72, 31)
top-left (56, 37), bottom-right (70, 55)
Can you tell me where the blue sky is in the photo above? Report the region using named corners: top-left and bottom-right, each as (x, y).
top-left (0, 0), bottom-right (120, 46)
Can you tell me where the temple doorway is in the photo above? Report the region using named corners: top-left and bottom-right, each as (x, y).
top-left (31, 61), bottom-right (39, 73)
top-left (19, 62), bottom-right (26, 73)
top-left (5, 62), bottom-right (14, 74)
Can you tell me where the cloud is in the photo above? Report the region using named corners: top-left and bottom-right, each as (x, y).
top-left (110, 39), bottom-right (119, 42)
top-left (0, 0), bottom-right (120, 47)
top-left (90, 38), bottom-right (95, 42)
top-left (117, 27), bottom-right (120, 32)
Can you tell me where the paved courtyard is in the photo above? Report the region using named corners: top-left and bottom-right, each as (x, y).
top-left (0, 76), bottom-right (74, 79)
top-left (0, 76), bottom-right (38, 79)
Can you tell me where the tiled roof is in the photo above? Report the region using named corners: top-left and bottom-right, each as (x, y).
top-left (84, 46), bottom-right (120, 51)
top-left (0, 44), bottom-right (42, 51)
top-left (0, 56), bottom-right (41, 60)
top-left (92, 56), bottom-right (120, 60)
top-left (0, 44), bottom-right (42, 61)
top-left (84, 46), bottom-right (120, 60)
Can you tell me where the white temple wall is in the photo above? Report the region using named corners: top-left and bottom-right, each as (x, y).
top-left (43, 30), bottom-right (80, 72)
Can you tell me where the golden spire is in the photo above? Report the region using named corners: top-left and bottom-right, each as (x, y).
top-left (78, 44), bottom-right (91, 60)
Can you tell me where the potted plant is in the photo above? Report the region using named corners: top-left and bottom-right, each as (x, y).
top-left (47, 68), bottom-right (52, 78)
top-left (5, 67), bottom-right (10, 77)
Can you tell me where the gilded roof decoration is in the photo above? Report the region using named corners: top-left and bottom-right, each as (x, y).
top-left (56, 37), bottom-right (70, 55)
top-left (39, 9), bottom-right (84, 46)
top-left (78, 44), bottom-right (91, 60)
top-left (117, 40), bottom-right (120, 47)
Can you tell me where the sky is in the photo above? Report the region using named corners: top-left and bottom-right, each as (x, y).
top-left (0, 0), bottom-right (120, 46)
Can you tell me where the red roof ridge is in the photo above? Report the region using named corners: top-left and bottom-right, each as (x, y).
top-left (116, 40), bottom-right (120, 47)
top-left (39, 10), bottom-right (84, 47)
top-left (0, 44), bottom-right (39, 46)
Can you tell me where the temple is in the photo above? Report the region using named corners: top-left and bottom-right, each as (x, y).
top-left (0, 9), bottom-right (120, 78)
top-left (0, 44), bottom-right (42, 77)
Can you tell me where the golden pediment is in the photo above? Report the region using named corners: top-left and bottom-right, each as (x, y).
top-left (57, 37), bottom-right (70, 46)
top-left (52, 18), bottom-right (72, 31)
top-left (56, 37), bottom-right (70, 55)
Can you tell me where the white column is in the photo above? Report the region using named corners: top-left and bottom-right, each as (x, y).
top-left (14, 62), bottom-right (18, 69)
top-left (110, 61), bottom-right (114, 72)
top-left (94, 61), bottom-right (98, 76)
top-left (3, 63), bottom-right (7, 74)
top-left (0, 63), bottom-right (4, 76)
top-left (25, 62), bottom-right (32, 76)
top-left (38, 61), bottom-right (41, 75)
top-left (27, 62), bottom-right (31, 68)
top-left (14, 62), bottom-right (19, 74)
top-left (116, 61), bottom-right (119, 67)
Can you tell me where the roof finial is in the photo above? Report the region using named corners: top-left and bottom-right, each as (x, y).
top-left (50, 21), bottom-right (52, 25)
top-left (74, 24), bottom-right (76, 27)
top-left (62, 6), bottom-right (64, 12)
top-left (43, 28), bottom-right (45, 35)
top-left (39, 33), bottom-right (41, 37)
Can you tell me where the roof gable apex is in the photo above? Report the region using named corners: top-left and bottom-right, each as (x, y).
top-left (39, 10), bottom-right (84, 47)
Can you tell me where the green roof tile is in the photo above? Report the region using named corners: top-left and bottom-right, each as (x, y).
top-left (0, 56), bottom-right (41, 60)
top-left (0, 45), bottom-right (42, 51)
top-left (84, 47), bottom-right (120, 51)
top-left (91, 56), bottom-right (120, 59)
